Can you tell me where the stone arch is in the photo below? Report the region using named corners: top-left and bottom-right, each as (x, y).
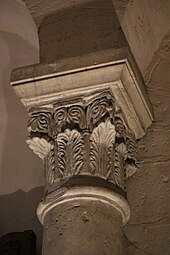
top-left (0, 2), bottom-right (42, 252)
top-left (144, 28), bottom-right (170, 84)
top-left (114, 0), bottom-right (170, 78)
top-left (0, 0), bottom-right (39, 70)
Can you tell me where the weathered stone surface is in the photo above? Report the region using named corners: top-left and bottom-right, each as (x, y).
top-left (22, 0), bottom-right (130, 27)
top-left (38, 0), bottom-right (126, 64)
top-left (26, 90), bottom-right (137, 193)
top-left (43, 200), bottom-right (123, 255)
top-left (125, 59), bottom-right (170, 254)
top-left (120, 0), bottom-right (170, 77)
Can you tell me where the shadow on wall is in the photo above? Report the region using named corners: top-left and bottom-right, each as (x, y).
top-left (0, 1), bottom-right (42, 254)
top-left (0, 36), bottom-right (43, 253)
top-left (0, 188), bottom-right (44, 255)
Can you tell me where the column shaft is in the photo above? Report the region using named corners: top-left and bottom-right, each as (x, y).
top-left (43, 199), bottom-right (123, 255)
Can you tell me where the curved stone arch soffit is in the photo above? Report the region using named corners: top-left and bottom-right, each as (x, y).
top-left (113, 0), bottom-right (170, 79)
top-left (0, 0), bottom-right (39, 71)
top-left (144, 29), bottom-right (170, 85)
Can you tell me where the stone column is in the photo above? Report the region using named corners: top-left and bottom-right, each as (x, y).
top-left (11, 60), bottom-right (153, 255)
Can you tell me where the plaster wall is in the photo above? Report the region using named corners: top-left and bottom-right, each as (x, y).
top-left (0, 0), bottom-right (39, 65)
top-left (125, 51), bottom-right (170, 255)
top-left (118, 2), bottom-right (170, 253)
top-left (0, 1), bottom-right (43, 254)
top-left (120, 0), bottom-right (170, 77)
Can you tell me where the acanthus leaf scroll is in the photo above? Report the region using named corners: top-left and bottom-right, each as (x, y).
top-left (125, 133), bottom-right (138, 178)
top-left (26, 91), bottom-right (138, 192)
top-left (28, 108), bottom-right (54, 138)
top-left (90, 120), bottom-right (116, 179)
top-left (87, 93), bottom-right (115, 131)
top-left (26, 137), bottom-right (55, 187)
top-left (26, 137), bottom-right (54, 161)
top-left (57, 129), bottom-right (84, 178)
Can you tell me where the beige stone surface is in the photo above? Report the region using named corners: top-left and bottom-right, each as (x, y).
top-left (38, 0), bottom-right (126, 65)
top-left (22, 0), bottom-right (130, 27)
top-left (43, 198), bottom-right (124, 255)
top-left (0, 0), bottom-right (170, 254)
top-left (11, 60), bottom-right (153, 139)
top-left (125, 58), bottom-right (170, 254)
top-left (120, 0), bottom-right (170, 77)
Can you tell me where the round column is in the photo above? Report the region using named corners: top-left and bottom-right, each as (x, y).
top-left (37, 186), bottom-right (130, 255)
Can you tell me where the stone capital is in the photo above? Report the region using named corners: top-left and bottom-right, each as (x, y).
top-left (12, 60), bottom-right (153, 191)
top-left (25, 88), bottom-right (140, 193)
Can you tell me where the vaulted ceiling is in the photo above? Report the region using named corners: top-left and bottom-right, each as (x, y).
top-left (22, 0), bottom-right (130, 26)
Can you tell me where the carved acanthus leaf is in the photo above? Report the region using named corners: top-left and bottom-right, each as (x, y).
top-left (54, 107), bottom-right (67, 133)
top-left (115, 117), bottom-right (126, 139)
top-left (54, 105), bottom-right (86, 132)
top-left (26, 137), bottom-right (54, 160)
top-left (26, 91), bottom-right (139, 191)
top-left (45, 149), bottom-right (55, 186)
top-left (28, 109), bottom-right (54, 138)
top-left (126, 164), bottom-right (138, 178)
top-left (126, 139), bottom-right (137, 160)
top-left (87, 95), bottom-right (115, 130)
top-left (57, 129), bottom-right (84, 178)
top-left (116, 143), bottom-right (127, 155)
top-left (115, 145), bottom-right (125, 189)
top-left (68, 105), bottom-right (86, 130)
top-left (125, 134), bottom-right (138, 178)
top-left (90, 120), bottom-right (116, 179)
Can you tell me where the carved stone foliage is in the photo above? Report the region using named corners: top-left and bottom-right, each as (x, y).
top-left (125, 134), bottom-right (138, 178)
top-left (90, 120), bottom-right (116, 179)
top-left (54, 105), bottom-right (86, 133)
top-left (86, 95), bottom-right (115, 131)
top-left (26, 137), bottom-right (55, 187)
top-left (115, 143), bottom-right (126, 189)
top-left (45, 148), bottom-right (55, 187)
top-left (28, 108), bottom-right (54, 138)
top-left (27, 91), bottom-right (137, 192)
top-left (52, 92), bottom-right (115, 134)
top-left (57, 129), bottom-right (84, 178)
top-left (26, 137), bottom-right (53, 161)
